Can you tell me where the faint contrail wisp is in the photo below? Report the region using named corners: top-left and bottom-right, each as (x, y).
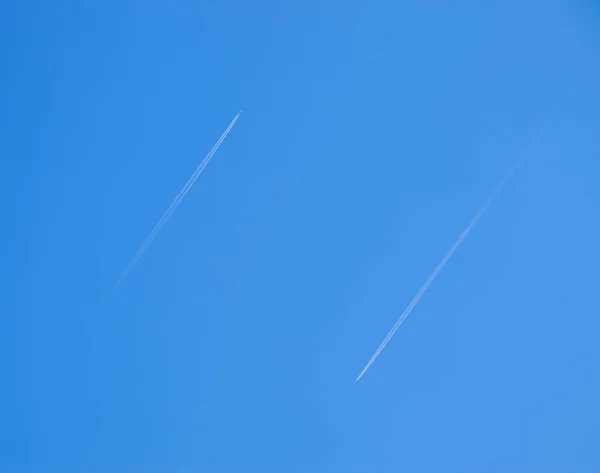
top-left (113, 111), bottom-right (241, 290)
top-left (355, 142), bottom-right (540, 382)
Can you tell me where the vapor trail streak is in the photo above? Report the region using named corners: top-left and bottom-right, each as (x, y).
top-left (355, 149), bottom-right (536, 382)
top-left (114, 111), bottom-right (241, 289)
top-left (123, 113), bottom-right (238, 267)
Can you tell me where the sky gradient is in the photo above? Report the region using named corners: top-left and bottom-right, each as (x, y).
top-left (2, 1), bottom-right (600, 472)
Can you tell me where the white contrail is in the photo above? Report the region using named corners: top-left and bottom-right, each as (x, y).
top-left (113, 111), bottom-right (241, 289)
top-left (355, 145), bottom-right (539, 382)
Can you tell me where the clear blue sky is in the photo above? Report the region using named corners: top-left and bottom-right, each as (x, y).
top-left (2, 1), bottom-right (600, 471)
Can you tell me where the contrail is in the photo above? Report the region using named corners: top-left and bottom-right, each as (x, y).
top-left (355, 129), bottom-right (546, 382)
top-left (113, 111), bottom-right (241, 290)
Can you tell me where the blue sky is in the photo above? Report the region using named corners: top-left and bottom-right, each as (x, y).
top-left (2, 1), bottom-right (600, 471)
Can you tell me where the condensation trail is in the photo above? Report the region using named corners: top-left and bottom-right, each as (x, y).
top-left (355, 134), bottom-right (545, 382)
top-left (114, 111), bottom-right (241, 289)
